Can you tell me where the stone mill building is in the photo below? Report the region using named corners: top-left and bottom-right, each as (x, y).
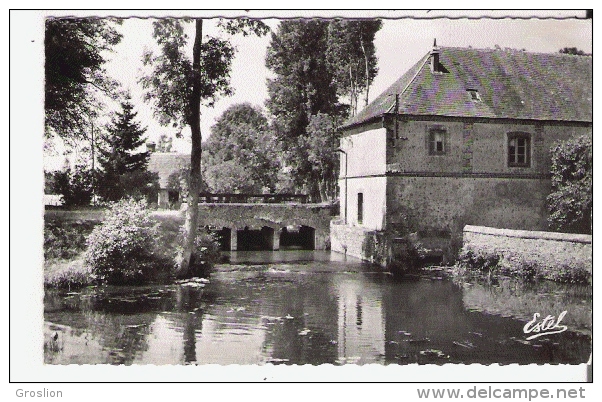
top-left (330, 43), bottom-right (592, 266)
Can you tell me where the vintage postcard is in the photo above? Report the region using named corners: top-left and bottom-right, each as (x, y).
top-left (10, 9), bottom-right (592, 385)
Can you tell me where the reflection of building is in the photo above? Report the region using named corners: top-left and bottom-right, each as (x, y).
top-left (336, 276), bottom-right (385, 363)
top-left (146, 142), bottom-right (189, 209)
top-left (332, 43), bottom-right (592, 263)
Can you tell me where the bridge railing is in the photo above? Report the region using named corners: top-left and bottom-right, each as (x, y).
top-left (198, 193), bottom-right (309, 204)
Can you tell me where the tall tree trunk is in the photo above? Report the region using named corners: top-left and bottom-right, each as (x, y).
top-left (349, 65), bottom-right (356, 117)
top-left (317, 177), bottom-right (327, 203)
top-left (360, 34), bottom-right (370, 107)
top-left (177, 19), bottom-right (204, 278)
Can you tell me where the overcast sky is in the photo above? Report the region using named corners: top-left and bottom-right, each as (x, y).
top-left (44, 10), bottom-right (592, 166)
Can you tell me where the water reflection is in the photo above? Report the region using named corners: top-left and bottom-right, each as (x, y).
top-left (44, 253), bottom-right (591, 365)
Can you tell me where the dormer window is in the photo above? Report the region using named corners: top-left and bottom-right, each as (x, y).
top-left (467, 89), bottom-right (481, 102)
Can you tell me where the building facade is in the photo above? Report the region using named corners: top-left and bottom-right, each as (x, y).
top-left (147, 142), bottom-right (190, 209)
top-left (331, 44), bottom-right (592, 265)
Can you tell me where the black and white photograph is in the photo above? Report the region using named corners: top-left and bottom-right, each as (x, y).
top-left (10, 9), bottom-right (593, 384)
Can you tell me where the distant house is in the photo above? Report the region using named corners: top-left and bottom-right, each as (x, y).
top-left (146, 142), bottom-right (190, 209)
top-left (331, 43), bottom-right (592, 264)
top-left (43, 194), bottom-right (64, 207)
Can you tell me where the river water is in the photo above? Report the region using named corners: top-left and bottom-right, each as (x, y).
top-left (44, 251), bottom-right (591, 365)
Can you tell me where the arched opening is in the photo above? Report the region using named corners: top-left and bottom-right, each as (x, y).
top-left (214, 227), bottom-right (231, 251)
top-left (236, 226), bottom-right (275, 251)
top-left (280, 225), bottom-right (315, 250)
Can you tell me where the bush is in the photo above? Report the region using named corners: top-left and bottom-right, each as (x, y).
top-left (97, 170), bottom-right (160, 204)
top-left (44, 220), bottom-right (98, 261)
top-left (497, 255), bottom-right (539, 281)
top-left (50, 164), bottom-right (95, 207)
top-left (457, 248), bottom-right (501, 273)
top-left (547, 136), bottom-right (592, 234)
top-left (84, 199), bottom-right (163, 285)
top-left (455, 248), bottom-right (591, 284)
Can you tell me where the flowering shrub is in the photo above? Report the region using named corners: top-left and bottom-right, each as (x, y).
top-left (85, 199), bottom-right (162, 285)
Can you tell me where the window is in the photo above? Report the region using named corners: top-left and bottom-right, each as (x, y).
top-left (428, 128), bottom-right (447, 155)
top-left (467, 89), bottom-right (481, 102)
top-left (357, 193), bottom-right (363, 224)
top-left (507, 132), bottom-right (531, 167)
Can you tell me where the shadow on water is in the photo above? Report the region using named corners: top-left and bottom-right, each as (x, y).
top-left (44, 252), bottom-right (591, 365)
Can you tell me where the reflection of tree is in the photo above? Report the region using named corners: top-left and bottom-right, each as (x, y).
top-left (45, 287), bottom-right (174, 365)
top-left (173, 285), bottom-right (206, 364)
top-left (459, 277), bottom-right (592, 335)
top-left (80, 311), bottom-right (155, 365)
top-left (258, 273), bottom-right (339, 364)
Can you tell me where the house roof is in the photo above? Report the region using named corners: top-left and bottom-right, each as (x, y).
top-left (342, 47), bottom-right (592, 129)
top-left (147, 153), bottom-right (190, 188)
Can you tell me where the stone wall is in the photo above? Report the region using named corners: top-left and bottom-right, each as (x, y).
top-left (382, 118), bottom-right (592, 261)
top-left (330, 222), bottom-right (388, 265)
top-left (386, 175), bottom-right (551, 261)
top-left (463, 225), bottom-right (592, 274)
top-left (386, 118), bottom-right (592, 176)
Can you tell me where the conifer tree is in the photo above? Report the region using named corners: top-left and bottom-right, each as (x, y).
top-left (98, 97), bottom-right (151, 201)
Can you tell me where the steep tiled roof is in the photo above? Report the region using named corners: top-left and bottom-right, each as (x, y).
top-left (342, 47), bottom-right (592, 128)
top-left (147, 153), bottom-right (190, 188)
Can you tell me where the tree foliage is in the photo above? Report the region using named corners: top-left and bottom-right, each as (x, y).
top-left (559, 47), bottom-right (589, 56)
top-left (265, 20), bottom-right (339, 141)
top-left (45, 17), bottom-right (122, 141)
top-left (265, 20), bottom-right (342, 201)
top-left (203, 103), bottom-right (279, 193)
top-left (304, 113), bottom-right (341, 201)
top-left (265, 19), bottom-right (380, 201)
top-left (547, 135), bottom-right (592, 234)
top-left (49, 164), bottom-right (95, 207)
top-left (156, 134), bottom-right (174, 152)
top-left (97, 98), bottom-right (153, 201)
top-left (326, 19), bottom-right (382, 115)
top-left (140, 19), bottom-right (268, 129)
top-left (140, 18), bottom-right (269, 278)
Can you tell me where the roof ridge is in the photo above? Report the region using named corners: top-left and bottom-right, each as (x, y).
top-left (440, 45), bottom-right (592, 58)
top-left (386, 52), bottom-right (430, 114)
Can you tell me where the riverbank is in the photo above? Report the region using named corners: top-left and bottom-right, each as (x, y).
top-left (43, 208), bottom-right (218, 289)
top-left (458, 225), bottom-right (592, 284)
top-left (419, 266), bottom-right (592, 337)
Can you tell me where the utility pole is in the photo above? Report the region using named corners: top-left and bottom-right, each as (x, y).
top-left (90, 114), bottom-right (96, 206)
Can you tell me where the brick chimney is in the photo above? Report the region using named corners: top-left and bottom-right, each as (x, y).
top-left (146, 141), bottom-right (156, 153)
top-left (430, 38), bottom-right (441, 74)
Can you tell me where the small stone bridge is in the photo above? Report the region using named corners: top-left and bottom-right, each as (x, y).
top-left (195, 202), bottom-right (332, 251)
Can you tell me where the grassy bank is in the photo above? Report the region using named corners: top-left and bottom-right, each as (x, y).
top-left (44, 208), bottom-right (220, 289)
top-left (454, 248), bottom-right (591, 284)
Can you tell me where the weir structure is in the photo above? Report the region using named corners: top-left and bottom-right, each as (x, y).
top-left (192, 201), bottom-right (332, 251)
